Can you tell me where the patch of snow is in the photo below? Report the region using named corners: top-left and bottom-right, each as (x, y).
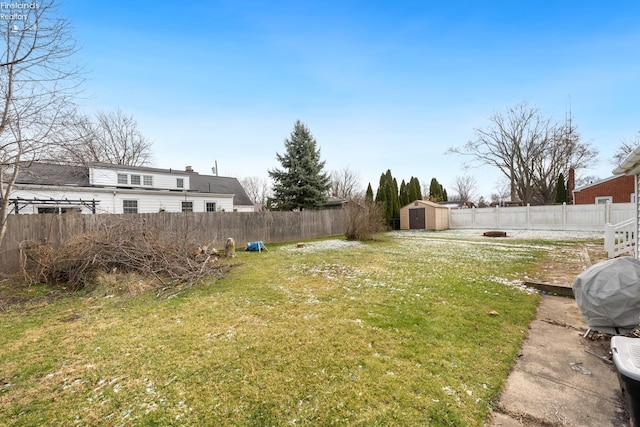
top-left (280, 239), bottom-right (362, 252)
top-left (389, 229), bottom-right (602, 241)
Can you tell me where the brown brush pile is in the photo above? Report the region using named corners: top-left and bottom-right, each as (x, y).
top-left (20, 217), bottom-right (232, 296)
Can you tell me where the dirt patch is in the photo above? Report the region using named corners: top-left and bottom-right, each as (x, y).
top-left (527, 243), bottom-right (609, 287)
top-left (0, 279), bottom-right (63, 312)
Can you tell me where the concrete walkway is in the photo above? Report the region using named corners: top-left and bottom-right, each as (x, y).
top-left (489, 295), bottom-right (630, 427)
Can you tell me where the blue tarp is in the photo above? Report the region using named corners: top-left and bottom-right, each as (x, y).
top-left (246, 241), bottom-right (267, 252)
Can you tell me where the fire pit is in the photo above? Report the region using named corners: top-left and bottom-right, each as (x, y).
top-left (483, 231), bottom-right (507, 237)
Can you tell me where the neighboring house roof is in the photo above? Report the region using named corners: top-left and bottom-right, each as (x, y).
top-left (437, 201), bottom-right (476, 209)
top-left (12, 162), bottom-right (253, 206)
top-left (90, 162), bottom-right (191, 176)
top-left (15, 162), bottom-right (89, 186)
top-left (325, 197), bottom-right (348, 208)
top-left (573, 174), bottom-right (624, 192)
top-left (189, 174), bottom-right (253, 206)
top-left (614, 146), bottom-right (640, 175)
top-left (571, 174), bottom-right (635, 204)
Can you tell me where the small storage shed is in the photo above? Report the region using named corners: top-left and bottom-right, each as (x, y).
top-left (399, 200), bottom-right (449, 230)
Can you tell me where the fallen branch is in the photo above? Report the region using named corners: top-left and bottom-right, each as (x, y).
top-left (21, 216), bottom-right (232, 296)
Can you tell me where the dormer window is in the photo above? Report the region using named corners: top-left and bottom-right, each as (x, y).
top-left (117, 173), bottom-right (128, 185)
top-left (176, 178), bottom-right (184, 189)
top-left (130, 175), bottom-right (141, 185)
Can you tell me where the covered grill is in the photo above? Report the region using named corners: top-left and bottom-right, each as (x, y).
top-left (572, 257), bottom-right (640, 335)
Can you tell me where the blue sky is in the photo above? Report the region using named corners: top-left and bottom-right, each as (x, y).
top-left (64, 0), bottom-right (640, 199)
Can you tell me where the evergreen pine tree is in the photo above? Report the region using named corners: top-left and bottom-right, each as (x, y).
top-left (555, 173), bottom-right (567, 204)
top-left (268, 120), bottom-right (331, 210)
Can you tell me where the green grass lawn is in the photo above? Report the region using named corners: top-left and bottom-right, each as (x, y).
top-left (0, 230), bottom-right (596, 426)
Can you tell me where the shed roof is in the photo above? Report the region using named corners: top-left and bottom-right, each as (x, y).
top-left (401, 199), bottom-right (448, 209)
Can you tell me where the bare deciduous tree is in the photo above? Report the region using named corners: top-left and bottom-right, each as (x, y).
top-left (449, 102), bottom-right (597, 205)
top-left (51, 109), bottom-right (153, 166)
top-left (451, 175), bottom-right (478, 204)
top-left (240, 176), bottom-right (271, 205)
top-left (0, 0), bottom-right (83, 246)
top-left (330, 166), bottom-right (361, 199)
top-left (611, 131), bottom-right (640, 167)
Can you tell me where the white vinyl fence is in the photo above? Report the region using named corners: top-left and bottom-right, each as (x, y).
top-left (449, 202), bottom-right (634, 232)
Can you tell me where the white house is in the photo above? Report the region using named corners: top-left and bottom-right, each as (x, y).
top-left (6, 162), bottom-right (254, 214)
top-left (611, 149), bottom-right (640, 258)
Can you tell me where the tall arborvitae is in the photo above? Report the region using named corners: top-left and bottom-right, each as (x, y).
top-left (429, 178), bottom-right (446, 202)
top-left (408, 176), bottom-right (422, 202)
top-left (391, 177), bottom-right (400, 219)
top-left (374, 169), bottom-right (402, 229)
top-left (375, 173), bottom-right (386, 204)
top-left (555, 173), bottom-right (567, 204)
top-left (365, 183), bottom-right (374, 202)
top-left (384, 171), bottom-right (395, 222)
top-left (399, 180), bottom-right (410, 207)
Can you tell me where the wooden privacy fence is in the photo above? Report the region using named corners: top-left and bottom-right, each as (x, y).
top-left (0, 210), bottom-right (346, 275)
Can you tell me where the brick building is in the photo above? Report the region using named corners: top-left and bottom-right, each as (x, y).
top-left (572, 174), bottom-right (635, 204)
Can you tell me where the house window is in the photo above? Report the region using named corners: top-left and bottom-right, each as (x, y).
top-left (130, 174), bottom-right (141, 185)
top-left (123, 200), bottom-right (138, 214)
top-left (143, 175), bottom-right (153, 186)
top-left (182, 201), bottom-right (193, 212)
top-left (595, 196), bottom-right (612, 204)
top-left (37, 207), bottom-right (82, 214)
top-left (38, 207), bottom-right (59, 214)
top-left (176, 178), bottom-right (184, 189)
top-left (205, 202), bottom-right (217, 212)
top-left (117, 174), bottom-right (128, 185)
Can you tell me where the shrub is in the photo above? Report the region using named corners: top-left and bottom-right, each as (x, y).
top-left (343, 197), bottom-right (385, 241)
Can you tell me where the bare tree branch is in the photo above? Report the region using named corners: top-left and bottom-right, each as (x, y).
top-left (240, 176), bottom-right (271, 205)
top-left (450, 175), bottom-right (478, 204)
top-left (330, 166), bottom-right (362, 199)
top-left (49, 108), bottom-right (153, 166)
top-left (611, 131), bottom-right (640, 167)
top-left (448, 102), bottom-right (598, 205)
top-left (0, 0), bottom-right (83, 246)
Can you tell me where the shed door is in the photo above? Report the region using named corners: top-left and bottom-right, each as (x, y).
top-left (409, 208), bottom-right (425, 229)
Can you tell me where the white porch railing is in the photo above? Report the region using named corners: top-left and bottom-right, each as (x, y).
top-left (604, 218), bottom-right (637, 258)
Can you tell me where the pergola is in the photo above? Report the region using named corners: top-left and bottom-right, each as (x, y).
top-left (6, 197), bottom-right (100, 214)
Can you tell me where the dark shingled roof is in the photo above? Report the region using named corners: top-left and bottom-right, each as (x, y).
top-left (15, 162), bottom-right (89, 186)
top-left (189, 174), bottom-right (253, 206)
top-left (12, 162), bottom-right (253, 206)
